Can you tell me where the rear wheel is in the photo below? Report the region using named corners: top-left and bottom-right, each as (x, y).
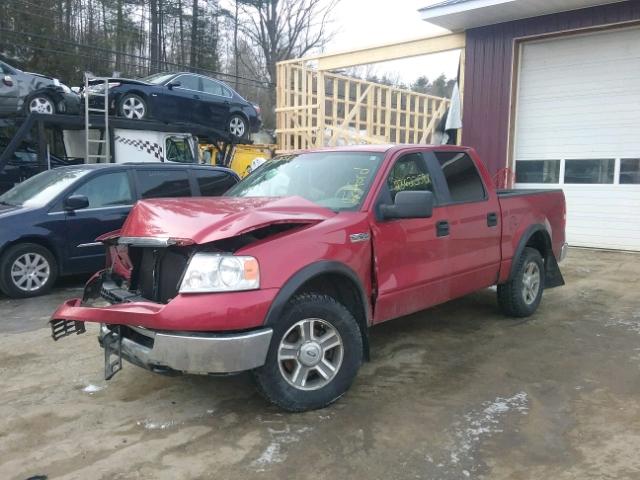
top-left (497, 247), bottom-right (544, 317)
top-left (253, 293), bottom-right (363, 412)
top-left (118, 93), bottom-right (147, 120)
top-left (228, 114), bottom-right (248, 139)
top-left (0, 243), bottom-right (58, 298)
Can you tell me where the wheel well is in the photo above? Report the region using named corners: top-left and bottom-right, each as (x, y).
top-left (24, 92), bottom-right (54, 111)
top-left (123, 90), bottom-right (146, 99)
top-left (525, 230), bottom-right (551, 263)
top-left (294, 273), bottom-right (370, 360)
top-left (229, 111), bottom-right (249, 125)
top-left (118, 90), bottom-right (147, 108)
top-left (1, 237), bottom-right (59, 265)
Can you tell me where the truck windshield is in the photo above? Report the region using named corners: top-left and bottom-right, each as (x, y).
top-left (0, 167), bottom-right (89, 208)
top-left (226, 151), bottom-right (384, 211)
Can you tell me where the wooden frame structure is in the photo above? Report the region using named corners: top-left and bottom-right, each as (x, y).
top-left (275, 33), bottom-right (466, 152)
top-left (276, 62), bottom-right (450, 151)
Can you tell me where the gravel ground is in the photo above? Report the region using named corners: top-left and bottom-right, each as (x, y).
top-left (1, 248), bottom-right (639, 480)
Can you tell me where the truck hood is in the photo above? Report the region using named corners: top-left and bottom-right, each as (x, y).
top-left (119, 196), bottom-right (335, 245)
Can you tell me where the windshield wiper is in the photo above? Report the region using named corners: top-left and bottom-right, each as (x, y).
top-left (0, 201), bottom-right (15, 206)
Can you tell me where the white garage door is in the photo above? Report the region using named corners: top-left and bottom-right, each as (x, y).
top-left (513, 27), bottom-right (640, 251)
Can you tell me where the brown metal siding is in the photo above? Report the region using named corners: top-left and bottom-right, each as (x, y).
top-left (462, 0), bottom-right (640, 177)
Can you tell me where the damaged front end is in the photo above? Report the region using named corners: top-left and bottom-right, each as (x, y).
top-left (50, 234), bottom-right (276, 379)
top-left (49, 196), bottom-right (332, 380)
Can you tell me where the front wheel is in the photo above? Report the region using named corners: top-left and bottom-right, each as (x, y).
top-left (497, 247), bottom-right (544, 317)
top-left (0, 243), bottom-right (58, 298)
top-left (253, 293), bottom-right (363, 412)
top-left (27, 95), bottom-right (55, 115)
top-left (118, 93), bottom-right (147, 120)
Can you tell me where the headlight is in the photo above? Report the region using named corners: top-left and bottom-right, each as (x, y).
top-left (179, 253), bottom-right (259, 293)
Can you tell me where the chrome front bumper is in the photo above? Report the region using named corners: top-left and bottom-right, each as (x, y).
top-left (99, 324), bottom-right (272, 375)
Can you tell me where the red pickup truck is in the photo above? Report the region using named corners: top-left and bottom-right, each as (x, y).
top-left (51, 145), bottom-right (567, 412)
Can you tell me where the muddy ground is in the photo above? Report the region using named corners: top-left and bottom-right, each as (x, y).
top-left (1, 248), bottom-right (639, 480)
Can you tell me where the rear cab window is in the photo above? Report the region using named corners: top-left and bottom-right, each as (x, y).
top-left (136, 169), bottom-right (192, 199)
top-left (433, 151), bottom-right (486, 203)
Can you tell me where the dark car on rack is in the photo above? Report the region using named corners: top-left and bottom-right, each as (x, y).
top-left (0, 163), bottom-right (239, 298)
top-left (0, 60), bottom-right (81, 116)
top-left (0, 145), bottom-right (84, 195)
top-left (86, 72), bottom-right (262, 139)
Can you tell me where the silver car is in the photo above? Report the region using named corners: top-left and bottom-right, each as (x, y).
top-left (0, 60), bottom-right (80, 116)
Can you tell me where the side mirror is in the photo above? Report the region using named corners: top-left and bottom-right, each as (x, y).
top-left (167, 81), bottom-right (181, 90)
top-left (64, 194), bottom-right (89, 211)
top-left (380, 190), bottom-right (434, 220)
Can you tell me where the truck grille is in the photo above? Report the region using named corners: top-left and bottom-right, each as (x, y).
top-left (130, 247), bottom-right (190, 303)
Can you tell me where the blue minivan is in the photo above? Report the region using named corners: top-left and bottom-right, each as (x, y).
top-left (0, 163), bottom-right (238, 298)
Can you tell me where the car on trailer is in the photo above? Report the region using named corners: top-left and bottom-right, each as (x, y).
top-left (85, 72), bottom-right (261, 139)
top-left (0, 60), bottom-right (80, 116)
top-left (0, 163), bottom-right (238, 298)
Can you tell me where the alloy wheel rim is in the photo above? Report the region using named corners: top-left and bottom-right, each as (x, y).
top-left (122, 97), bottom-right (145, 119)
top-left (277, 318), bottom-right (344, 391)
top-left (11, 253), bottom-right (50, 292)
top-left (29, 97), bottom-right (53, 114)
top-left (229, 117), bottom-right (245, 137)
top-left (522, 261), bottom-right (541, 305)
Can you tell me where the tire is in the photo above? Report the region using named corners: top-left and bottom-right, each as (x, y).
top-left (228, 114), bottom-right (249, 139)
top-left (118, 93), bottom-right (147, 120)
top-left (253, 293), bottom-right (363, 412)
top-left (0, 243), bottom-right (58, 298)
top-left (497, 247), bottom-right (544, 318)
top-left (26, 94), bottom-right (55, 115)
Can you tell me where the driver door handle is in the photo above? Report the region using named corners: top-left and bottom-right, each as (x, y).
top-left (436, 220), bottom-right (450, 237)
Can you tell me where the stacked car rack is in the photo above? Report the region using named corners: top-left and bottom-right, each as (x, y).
top-left (0, 100), bottom-right (251, 175)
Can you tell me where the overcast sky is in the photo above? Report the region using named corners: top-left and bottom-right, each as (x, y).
top-left (325, 0), bottom-right (460, 84)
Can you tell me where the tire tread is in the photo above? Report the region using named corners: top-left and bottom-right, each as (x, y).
top-left (497, 247), bottom-right (544, 318)
top-left (252, 292), bottom-right (363, 412)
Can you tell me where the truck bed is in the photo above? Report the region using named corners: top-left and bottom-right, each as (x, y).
top-left (497, 188), bottom-right (563, 197)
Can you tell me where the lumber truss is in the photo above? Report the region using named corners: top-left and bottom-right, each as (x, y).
top-left (276, 61), bottom-right (450, 152)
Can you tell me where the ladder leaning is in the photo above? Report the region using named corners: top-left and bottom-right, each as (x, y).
top-left (83, 74), bottom-right (110, 163)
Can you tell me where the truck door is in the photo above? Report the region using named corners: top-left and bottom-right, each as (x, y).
top-left (371, 151), bottom-right (451, 323)
top-left (431, 150), bottom-right (502, 298)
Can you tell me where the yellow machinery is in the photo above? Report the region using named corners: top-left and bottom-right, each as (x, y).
top-left (200, 143), bottom-right (274, 178)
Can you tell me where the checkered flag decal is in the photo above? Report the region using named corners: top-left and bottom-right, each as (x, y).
top-left (115, 135), bottom-right (163, 160)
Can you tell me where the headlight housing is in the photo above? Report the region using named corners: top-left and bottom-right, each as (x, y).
top-left (179, 253), bottom-right (259, 293)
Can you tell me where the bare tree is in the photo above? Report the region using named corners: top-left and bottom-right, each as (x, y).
top-left (190, 0), bottom-right (199, 67)
top-left (239, 0), bottom-right (339, 85)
